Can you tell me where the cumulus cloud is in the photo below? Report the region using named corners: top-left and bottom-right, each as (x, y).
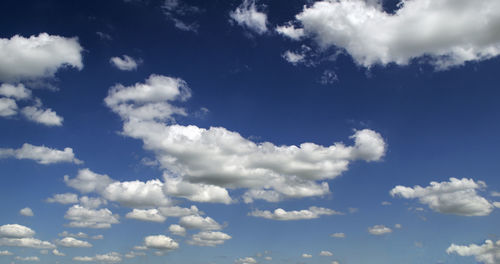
top-left (0, 33), bottom-right (83, 82)
top-left (0, 224), bottom-right (35, 238)
top-left (277, 0), bottom-right (500, 69)
top-left (0, 83), bottom-right (32, 100)
top-left (46, 193), bottom-right (79, 204)
top-left (64, 205), bottom-right (119, 229)
top-left (0, 143), bottom-right (81, 164)
top-left (320, 251), bottom-right (333, 256)
top-left (187, 231), bottom-right (232, 247)
top-left (235, 257), bottom-right (257, 264)
top-left (390, 178), bottom-right (494, 216)
top-left (79, 196), bottom-right (107, 209)
top-left (368, 225), bottom-right (392, 235)
top-left (179, 215), bottom-right (222, 230)
top-left (57, 237), bottom-right (92, 248)
top-left (74, 252), bottom-right (121, 263)
top-left (447, 240), bottom-right (500, 264)
top-left (0, 97), bottom-right (17, 117)
top-left (21, 105), bottom-right (63, 126)
top-left (144, 235), bottom-right (179, 250)
top-left (126, 209), bottom-right (166, 223)
top-left (158, 205), bottom-right (200, 217)
top-left (52, 249), bottom-right (65, 256)
top-left (64, 169), bottom-right (114, 194)
top-left (0, 237), bottom-right (55, 249)
top-left (110, 55), bottom-right (140, 71)
top-left (230, 0), bottom-right (268, 35)
top-left (105, 75), bottom-right (386, 204)
top-left (19, 207), bottom-right (34, 217)
top-left (103, 179), bottom-right (171, 208)
top-left (169, 224), bottom-right (186, 236)
top-left (249, 206), bottom-right (342, 221)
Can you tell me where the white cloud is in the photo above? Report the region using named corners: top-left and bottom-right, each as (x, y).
top-left (302, 253), bottom-right (312, 258)
top-left (105, 75), bottom-right (386, 204)
top-left (144, 235), bottom-right (179, 250)
top-left (249, 206), bottom-right (342, 221)
top-left (169, 224), bottom-right (186, 236)
top-left (64, 169), bottom-right (114, 194)
top-left (0, 97), bottom-right (17, 117)
top-left (74, 256), bottom-right (94, 262)
top-left (0, 83), bottom-right (31, 100)
top-left (320, 251), bottom-right (333, 256)
top-left (79, 196), bottom-right (107, 209)
top-left (277, 0), bottom-right (500, 69)
top-left (447, 240), bottom-right (500, 264)
top-left (21, 105), bottom-right (63, 126)
top-left (40, 249), bottom-right (49, 255)
top-left (187, 231), bottom-right (231, 247)
top-left (0, 143), bottom-right (82, 164)
top-left (57, 237), bottom-right (92, 248)
top-left (0, 33), bottom-right (83, 82)
top-left (19, 207), bottom-right (34, 217)
top-left (394, 224), bottom-right (402, 229)
top-left (235, 257), bottom-right (257, 264)
top-left (179, 215), bottom-right (222, 230)
top-left (124, 251), bottom-right (146, 259)
top-left (92, 235), bottom-right (104, 240)
top-left (390, 178), bottom-right (494, 216)
top-left (282, 50), bottom-right (305, 65)
top-left (0, 224), bottom-right (35, 238)
top-left (491, 191), bottom-right (500, 197)
top-left (0, 237), bottom-right (55, 249)
top-left (58, 231), bottom-right (88, 238)
top-left (15, 256), bottom-right (40, 262)
top-left (330, 232), bottom-right (345, 238)
top-left (158, 205), bottom-right (200, 217)
top-left (230, 0), bottom-right (268, 35)
top-left (368, 225), bottom-right (392, 235)
top-left (74, 252), bottom-right (122, 263)
top-left (0, 250), bottom-right (13, 255)
top-left (64, 205), bottom-right (119, 229)
top-left (126, 209), bottom-right (166, 223)
top-left (46, 193), bottom-right (79, 204)
top-left (331, 261), bottom-right (339, 264)
top-left (103, 179), bottom-right (171, 208)
top-left (381, 201), bottom-right (391, 206)
top-left (52, 249), bottom-right (65, 256)
top-left (110, 55), bottom-right (140, 71)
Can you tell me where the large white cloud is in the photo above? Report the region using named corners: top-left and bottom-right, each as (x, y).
top-left (390, 178), bottom-right (494, 216)
top-left (188, 231), bottom-right (232, 247)
top-left (105, 75), bottom-right (386, 204)
top-left (0, 33), bottom-right (83, 82)
top-left (249, 206), bottom-right (342, 221)
top-left (143, 235), bottom-right (179, 250)
top-left (0, 224), bottom-right (35, 238)
top-left (230, 0), bottom-right (268, 35)
top-left (447, 240), bottom-right (500, 264)
top-left (0, 83), bottom-right (31, 100)
top-left (0, 143), bottom-right (82, 164)
top-left (103, 179), bottom-right (171, 208)
top-left (64, 205), bottom-right (119, 229)
top-left (277, 0), bottom-right (500, 69)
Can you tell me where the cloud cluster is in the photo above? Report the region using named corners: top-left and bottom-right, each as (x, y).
top-left (390, 178), bottom-right (494, 216)
top-left (249, 206), bottom-right (342, 221)
top-left (0, 224), bottom-right (55, 249)
top-left (0, 143), bottom-right (82, 164)
top-left (277, 0), bottom-right (500, 69)
top-left (230, 0), bottom-right (268, 35)
top-left (447, 240), bottom-right (500, 264)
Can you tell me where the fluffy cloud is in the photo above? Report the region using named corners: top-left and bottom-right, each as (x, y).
top-left (230, 0), bottom-right (268, 35)
top-left (64, 205), bottom-right (119, 229)
top-left (57, 237), bottom-right (92, 248)
top-left (103, 179), bottom-right (171, 208)
top-left (46, 193), bottom-right (79, 204)
top-left (187, 231), bottom-right (232, 247)
top-left (144, 235), bottom-right (179, 250)
top-left (390, 178), bottom-right (494, 216)
top-left (19, 207), bottom-right (34, 217)
top-left (447, 240), bottom-right (500, 264)
top-left (110, 55), bottom-right (140, 71)
top-left (79, 196), bottom-right (107, 209)
top-left (320, 251), bottom-right (333, 256)
top-left (278, 0), bottom-right (500, 69)
top-left (368, 225), bottom-right (392, 235)
top-left (330, 232), bottom-right (345, 238)
top-left (249, 206), bottom-right (342, 221)
top-left (0, 237), bottom-right (55, 249)
top-left (0, 97), bottom-right (17, 117)
top-left (0, 143), bottom-right (82, 164)
top-left (168, 224), bottom-right (186, 236)
top-left (52, 249), bottom-right (65, 256)
top-left (125, 209), bottom-right (166, 223)
top-left (64, 169), bottom-right (114, 194)
top-left (179, 215), bottom-right (222, 230)
top-left (235, 257), bottom-right (257, 264)
top-left (0, 33), bottom-right (83, 82)
top-left (105, 75), bottom-right (386, 204)
top-left (0, 83), bottom-right (31, 100)
top-left (0, 224), bottom-right (35, 238)
top-left (21, 105), bottom-right (63, 126)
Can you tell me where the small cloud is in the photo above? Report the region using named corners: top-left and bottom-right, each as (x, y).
top-left (19, 207), bottom-right (34, 217)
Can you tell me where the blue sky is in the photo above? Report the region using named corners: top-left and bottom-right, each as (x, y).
top-left (1, 0), bottom-right (500, 263)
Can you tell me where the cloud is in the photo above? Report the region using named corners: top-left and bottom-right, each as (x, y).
top-left (0, 97), bottom-right (17, 117)
top-left (320, 251), bottom-right (333, 256)
top-left (230, 0), bottom-right (268, 35)
top-left (79, 196), bottom-right (107, 209)
top-left (368, 225), bottom-right (392, 235)
top-left (0, 83), bottom-right (32, 100)
top-left (15, 256), bottom-right (40, 261)
top-left (158, 205), bottom-right (200, 217)
top-left (125, 209), bottom-right (166, 223)
top-left (330, 232), bottom-right (345, 238)
top-left (105, 75), bottom-right (386, 204)
top-left (169, 224), bottom-right (186, 236)
top-left (235, 257), bottom-right (257, 264)
top-left (0, 250), bottom-right (13, 255)
top-left (19, 207), bottom-right (34, 217)
top-left (74, 256), bottom-right (94, 262)
top-left (57, 237), bottom-right (92, 248)
top-left (52, 249), bottom-right (65, 256)
top-left (58, 231), bottom-right (88, 239)
top-left (161, 0), bottom-right (201, 32)
top-left (21, 105), bottom-right (63, 126)
top-left (179, 215), bottom-right (222, 230)
top-left (0, 237), bottom-right (55, 249)
top-left (0, 143), bottom-right (82, 164)
top-left (74, 252), bottom-right (122, 263)
top-left (0, 33), bottom-right (83, 82)
top-left (46, 193), bottom-right (79, 204)
top-left (390, 178), bottom-right (494, 216)
top-left (282, 50), bottom-right (305, 65)
top-left (447, 240), bottom-right (500, 264)
top-left (0, 224), bottom-right (35, 238)
top-left (103, 179), bottom-right (171, 208)
top-left (110, 55), bottom-right (140, 71)
top-left (64, 169), bottom-right (114, 194)
top-left (187, 231), bottom-right (231, 247)
top-left (144, 235), bottom-right (179, 250)
top-left (64, 205), bottom-right (120, 229)
top-left (277, 0), bottom-right (500, 69)
top-left (249, 206), bottom-right (342, 221)
top-left (302, 253), bottom-right (312, 258)
top-left (491, 191), bottom-right (500, 197)
top-left (394, 224), bottom-right (402, 229)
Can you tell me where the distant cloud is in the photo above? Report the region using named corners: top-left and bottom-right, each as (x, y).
top-left (187, 231), bottom-right (232, 247)
top-left (110, 55), bottom-right (140, 71)
top-left (249, 206), bottom-right (342, 221)
top-left (230, 0), bottom-right (268, 35)
top-left (46, 193), bottom-right (79, 204)
top-left (0, 143), bottom-right (82, 164)
top-left (330, 232), bottom-right (345, 238)
top-left (302, 253), bottom-right (312, 258)
top-left (320, 251), bottom-right (333, 256)
top-left (161, 0), bottom-right (201, 32)
top-left (447, 240), bottom-right (500, 264)
top-left (15, 256), bottom-right (40, 262)
top-left (96, 32), bottom-right (112, 41)
top-left (73, 252), bottom-right (121, 263)
top-left (235, 257), bottom-right (257, 264)
top-left (19, 207), bottom-right (34, 217)
top-left (391, 178), bottom-right (494, 216)
top-left (57, 237), bottom-right (92, 248)
top-left (368, 225), bottom-right (392, 235)
top-left (52, 249), bottom-right (65, 256)
top-left (282, 50), bottom-right (305, 65)
top-left (0, 250), bottom-right (13, 256)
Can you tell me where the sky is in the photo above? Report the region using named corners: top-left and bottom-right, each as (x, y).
top-left (1, 0), bottom-right (500, 263)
